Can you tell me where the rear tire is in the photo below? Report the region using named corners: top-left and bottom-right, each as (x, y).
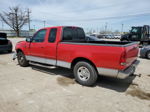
top-left (17, 51), bottom-right (29, 67)
top-left (73, 61), bottom-right (98, 86)
top-left (146, 51), bottom-right (150, 59)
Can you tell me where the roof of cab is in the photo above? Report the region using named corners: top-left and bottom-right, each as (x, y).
top-left (41, 26), bottom-right (81, 29)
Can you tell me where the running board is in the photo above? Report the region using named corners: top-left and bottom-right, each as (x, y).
top-left (29, 61), bottom-right (57, 69)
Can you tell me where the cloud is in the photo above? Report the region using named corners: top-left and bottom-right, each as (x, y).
top-left (0, 0), bottom-right (150, 31)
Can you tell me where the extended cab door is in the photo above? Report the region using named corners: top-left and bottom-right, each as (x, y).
top-left (43, 28), bottom-right (58, 65)
top-left (28, 29), bottom-right (47, 58)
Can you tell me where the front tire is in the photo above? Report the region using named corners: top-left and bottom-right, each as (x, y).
top-left (73, 61), bottom-right (98, 86)
top-left (146, 51), bottom-right (150, 59)
top-left (17, 51), bottom-right (29, 67)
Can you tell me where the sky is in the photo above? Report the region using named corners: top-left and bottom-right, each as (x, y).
top-left (0, 0), bottom-right (150, 32)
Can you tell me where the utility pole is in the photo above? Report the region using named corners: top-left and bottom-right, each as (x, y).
top-left (27, 8), bottom-right (31, 31)
top-left (1, 19), bottom-right (4, 29)
top-left (121, 23), bottom-right (124, 34)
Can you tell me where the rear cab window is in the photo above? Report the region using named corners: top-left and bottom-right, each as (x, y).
top-left (62, 27), bottom-right (85, 42)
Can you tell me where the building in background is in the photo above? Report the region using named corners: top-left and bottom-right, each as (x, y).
top-left (0, 29), bottom-right (36, 37)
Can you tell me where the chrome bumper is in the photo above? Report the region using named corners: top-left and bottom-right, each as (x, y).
top-left (12, 52), bottom-right (17, 60)
top-left (97, 60), bottom-right (140, 79)
top-left (117, 60), bottom-right (140, 79)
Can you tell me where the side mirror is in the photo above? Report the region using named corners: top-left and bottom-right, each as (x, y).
top-left (26, 37), bottom-right (32, 42)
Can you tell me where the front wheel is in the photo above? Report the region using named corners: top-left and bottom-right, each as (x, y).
top-left (73, 61), bottom-right (98, 86)
top-left (17, 51), bottom-right (29, 67)
top-left (146, 51), bottom-right (150, 59)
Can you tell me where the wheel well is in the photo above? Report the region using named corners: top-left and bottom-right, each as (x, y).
top-left (16, 49), bottom-right (23, 53)
top-left (71, 57), bottom-right (97, 71)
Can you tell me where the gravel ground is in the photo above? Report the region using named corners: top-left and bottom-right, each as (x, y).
top-left (0, 38), bottom-right (150, 112)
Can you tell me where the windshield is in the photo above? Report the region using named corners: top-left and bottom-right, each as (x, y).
top-left (62, 27), bottom-right (85, 41)
top-left (131, 27), bottom-right (141, 33)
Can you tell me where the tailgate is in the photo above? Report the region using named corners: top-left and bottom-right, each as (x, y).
top-left (124, 43), bottom-right (139, 68)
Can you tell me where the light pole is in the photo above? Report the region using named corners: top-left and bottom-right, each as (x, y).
top-left (43, 21), bottom-right (46, 27)
top-left (33, 25), bottom-right (35, 30)
top-left (27, 9), bottom-right (31, 31)
top-left (105, 22), bottom-right (108, 34)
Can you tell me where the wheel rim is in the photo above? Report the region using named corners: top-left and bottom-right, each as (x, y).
top-left (18, 54), bottom-right (24, 64)
top-left (77, 66), bottom-right (90, 81)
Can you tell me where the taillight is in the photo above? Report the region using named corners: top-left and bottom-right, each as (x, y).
top-left (120, 51), bottom-right (126, 66)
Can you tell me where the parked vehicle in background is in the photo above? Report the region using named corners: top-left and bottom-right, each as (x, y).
top-left (86, 36), bottom-right (101, 41)
top-left (121, 25), bottom-right (150, 44)
top-left (90, 33), bottom-right (104, 39)
top-left (114, 34), bottom-right (121, 39)
top-left (105, 34), bottom-right (113, 39)
top-left (13, 26), bottom-right (139, 86)
top-left (140, 45), bottom-right (150, 59)
top-left (0, 33), bottom-right (12, 53)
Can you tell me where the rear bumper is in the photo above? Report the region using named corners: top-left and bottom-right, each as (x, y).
top-left (0, 44), bottom-right (12, 52)
top-left (140, 48), bottom-right (147, 58)
top-left (97, 60), bottom-right (140, 79)
top-left (117, 60), bottom-right (140, 79)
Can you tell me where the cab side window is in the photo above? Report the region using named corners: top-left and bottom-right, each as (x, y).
top-left (48, 28), bottom-right (57, 43)
top-left (32, 29), bottom-right (46, 42)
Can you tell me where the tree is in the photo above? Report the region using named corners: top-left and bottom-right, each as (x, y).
top-left (0, 6), bottom-right (29, 37)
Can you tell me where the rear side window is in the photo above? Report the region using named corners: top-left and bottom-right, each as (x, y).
top-left (62, 27), bottom-right (85, 41)
top-left (77, 28), bottom-right (85, 40)
top-left (48, 28), bottom-right (57, 43)
top-left (63, 27), bottom-right (73, 41)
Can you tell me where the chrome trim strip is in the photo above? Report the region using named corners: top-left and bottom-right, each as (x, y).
top-left (26, 56), bottom-right (56, 65)
top-left (25, 55), bottom-right (71, 68)
top-left (97, 60), bottom-right (139, 79)
top-left (57, 60), bottom-right (71, 69)
top-left (97, 67), bottom-right (118, 78)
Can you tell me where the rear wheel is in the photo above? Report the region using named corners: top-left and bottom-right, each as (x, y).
top-left (73, 61), bottom-right (98, 86)
top-left (17, 51), bottom-right (29, 67)
top-left (146, 51), bottom-right (150, 59)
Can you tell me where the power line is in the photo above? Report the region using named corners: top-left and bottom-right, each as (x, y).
top-left (59, 12), bottom-right (150, 22)
top-left (31, 12), bottom-right (150, 23)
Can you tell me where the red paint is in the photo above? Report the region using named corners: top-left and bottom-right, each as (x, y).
top-left (15, 26), bottom-right (139, 70)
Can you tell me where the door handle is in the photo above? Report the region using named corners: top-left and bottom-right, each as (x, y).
top-left (41, 47), bottom-right (44, 48)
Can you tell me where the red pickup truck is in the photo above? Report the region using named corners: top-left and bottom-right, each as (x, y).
top-left (13, 26), bottom-right (139, 86)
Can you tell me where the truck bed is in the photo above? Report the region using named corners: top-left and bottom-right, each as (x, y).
top-left (58, 40), bottom-right (139, 70)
